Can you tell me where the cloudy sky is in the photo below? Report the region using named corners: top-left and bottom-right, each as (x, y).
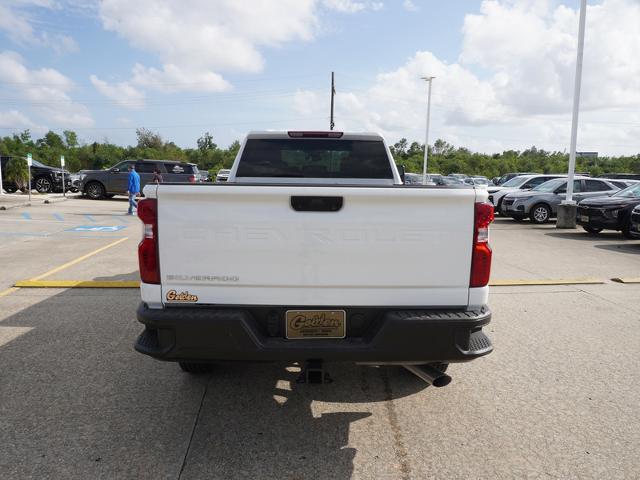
top-left (0, 0), bottom-right (638, 155)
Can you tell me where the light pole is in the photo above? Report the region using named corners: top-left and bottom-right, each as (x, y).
top-left (557, 0), bottom-right (587, 229)
top-left (421, 76), bottom-right (435, 185)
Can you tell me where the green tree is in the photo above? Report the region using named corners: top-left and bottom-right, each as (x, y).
top-left (4, 157), bottom-right (29, 190)
top-left (63, 130), bottom-right (78, 149)
top-left (136, 128), bottom-right (163, 149)
top-left (197, 132), bottom-right (217, 152)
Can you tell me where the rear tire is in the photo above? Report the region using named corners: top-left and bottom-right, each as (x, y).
top-left (4, 184), bottom-right (17, 193)
top-left (35, 176), bottom-right (53, 193)
top-left (179, 362), bottom-right (214, 374)
top-left (530, 203), bottom-right (551, 224)
top-left (85, 181), bottom-right (106, 200)
top-left (583, 226), bottom-right (602, 234)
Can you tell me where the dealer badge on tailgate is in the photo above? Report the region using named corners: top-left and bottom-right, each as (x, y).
top-left (165, 290), bottom-right (198, 302)
top-left (286, 310), bottom-right (346, 339)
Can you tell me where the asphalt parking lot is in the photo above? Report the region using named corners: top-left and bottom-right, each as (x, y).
top-left (1, 197), bottom-right (639, 479)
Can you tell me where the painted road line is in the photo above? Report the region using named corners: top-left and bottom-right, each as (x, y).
top-left (15, 280), bottom-right (139, 288)
top-left (84, 214), bottom-right (97, 222)
top-left (29, 237), bottom-right (129, 281)
top-left (611, 277), bottom-right (640, 284)
top-left (0, 287), bottom-right (19, 297)
top-left (490, 278), bottom-right (605, 286)
top-left (0, 232), bottom-right (50, 238)
top-left (21, 212), bottom-right (31, 220)
top-left (53, 213), bottom-right (64, 221)
top-left (0, 327), bottom-right (34, 348)
top-left (67, 225), bottom-right (127, 232)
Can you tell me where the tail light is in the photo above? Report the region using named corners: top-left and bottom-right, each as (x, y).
top-left (137, 198), bottom-right (160, 284)
top-left (470, 202), bottom-right (494, 287)
top-left (188, 175), bottom-right (196, 183)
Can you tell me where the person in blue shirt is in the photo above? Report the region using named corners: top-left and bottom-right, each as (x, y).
top-left (127, 164), bottom-right (141, 215)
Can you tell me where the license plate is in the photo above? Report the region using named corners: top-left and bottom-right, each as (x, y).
top-left (285, 310), bottom-right (346, 339)
top-left (580, 215), bottom-right (589, 222)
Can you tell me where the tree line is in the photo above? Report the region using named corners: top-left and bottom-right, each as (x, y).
top-left (0, 129), bottom-right (638, 179)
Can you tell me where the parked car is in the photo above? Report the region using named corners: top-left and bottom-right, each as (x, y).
top-left (467, 176), bottom-right (490, 186)
top-left (501, 177), bottom-right (619, 223)
top-left (577, 182), bottom-right (640, 237)
top-left (79, 159), bottom-right (200, 199)
top-left (134, 130), bottom-right (494, 381)
top-left (69, 173), bottom-right (81, 192)
top-left (596, 173), bottom-right (640, 181)
top-left (1, 156), bottom-right (73, 193)
top-left (488, 174), bottom-right (565, 213)
top-left (492, 172), bottom-right (537, 186)
top-left (629, 205), bottom-right (640, 239)
top-left (447, 173), bottom-right (468, 181)
top-left (598, 178), bottom-right (639, 190)
top-left (215, 168), bottom-right (231, 182)
top-left (403, 173), bottom-right (444, 185)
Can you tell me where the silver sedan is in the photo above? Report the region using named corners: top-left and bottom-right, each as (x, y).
top-left (501, 177), bottom-right (619, 223)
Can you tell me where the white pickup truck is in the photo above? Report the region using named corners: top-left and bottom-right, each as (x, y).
top-left (134, 131), bottom-right (494, 385)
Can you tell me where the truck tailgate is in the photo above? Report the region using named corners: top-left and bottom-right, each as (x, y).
top-left (157, 185), bottom-right (477, 307)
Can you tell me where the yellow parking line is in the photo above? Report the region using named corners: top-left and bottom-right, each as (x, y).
top-left (611, 277), bottom-right (640, 284)
top-left (29, 237), bottom-right (129, 281)
top-left (15, 280), bottom-right (140, 288)
top-left (490, 279), bottom-right (604, 286)
top-left (0, 287), bottom-right (19, 297)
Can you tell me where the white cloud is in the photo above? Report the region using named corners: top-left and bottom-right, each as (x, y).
top-left (0, 2), bottom-right (81, 55)
top-left (323, 0), bottom-right (383, 13)
top-left (131, 63), bottom-right (231, 93)
top-left (90, 75), bottom-right (145, 109)
top-left (461, 0), bottom-right (640, 114)
top-left (99, 0), bottom-right (319, 77)
top-left (292, 0), bottom-right (640, 155)
top-left (0, 51), bottom-right (94, 127)
top-left (403, 0), bottom-right (418, 12)
top-left (95, 0), bottom-right (383, 99)
top-left (0, 109), bottom-right (41, 130)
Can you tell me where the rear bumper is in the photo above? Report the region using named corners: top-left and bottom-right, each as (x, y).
top-left (576, 215), bottom-right (620, 230)
top-left (134, 303), bottom-right (493, 364)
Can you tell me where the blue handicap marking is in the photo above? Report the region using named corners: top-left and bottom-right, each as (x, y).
top-left (67, 225), bottom-right (127, 232)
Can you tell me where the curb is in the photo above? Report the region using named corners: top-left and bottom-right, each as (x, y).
top-left (0, 202), bottom-right (31, 210)
top-left (44, 196), bottom-right (71, 204)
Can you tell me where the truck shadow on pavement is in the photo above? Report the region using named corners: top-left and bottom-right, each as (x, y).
top-left (0, 285), bottom-right (427, 480)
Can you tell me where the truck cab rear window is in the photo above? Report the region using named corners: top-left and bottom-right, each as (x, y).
top-left (236, 139), bottom-right (393, 179)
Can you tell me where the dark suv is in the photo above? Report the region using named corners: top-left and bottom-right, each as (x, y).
top-left (577, 182), bottom-right (640, 237)
top-left (79, 159), bottom-right (200, 199)
top-left (1, 156), bottom-right (72, 193)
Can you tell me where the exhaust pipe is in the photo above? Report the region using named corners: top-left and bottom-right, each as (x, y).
top-left (404, 364), bottom-right (452, 387)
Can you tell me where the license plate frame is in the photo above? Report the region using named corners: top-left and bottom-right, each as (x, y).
top-left (580, 215), bottom-right (589, 222)
top-left (285, 310), bottom-right (346, 339)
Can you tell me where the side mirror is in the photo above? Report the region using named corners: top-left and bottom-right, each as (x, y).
top-left (492, 177), bottom-right (499, 185)
top-left (110, 167), bottom-right (120, 173)
top-left (397, 164), bottom-right (406, 184)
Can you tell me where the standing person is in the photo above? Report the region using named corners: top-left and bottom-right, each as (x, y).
top-left (152, 166), bottom-right (163, 184)
top-left (126, 164), bottom-right (140, 215)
